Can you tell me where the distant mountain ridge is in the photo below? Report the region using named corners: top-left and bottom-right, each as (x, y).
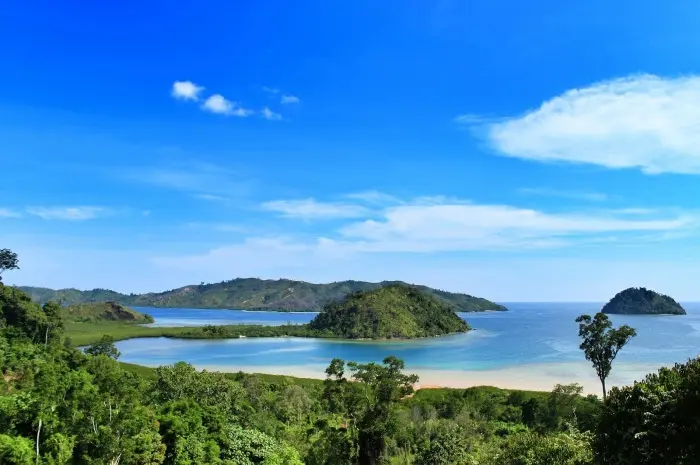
top-left (17, 278), bottom-right (507, 312)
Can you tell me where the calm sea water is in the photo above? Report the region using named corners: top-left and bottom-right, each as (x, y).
top-left (119, 303), bottom-right (700, 373)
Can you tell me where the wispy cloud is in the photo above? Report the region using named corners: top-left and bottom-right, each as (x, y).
top-left (518, 187), bottom-right (608, 202)
top-left (335, 201), bottom-right (694, 252)
top-left (281, 95), bottom-right (300, 104)
top-left (344, 191), bottom-right (402, 206)
top-left (262, 86), bottom-right (280, 94)
top-left (262, 198), bottom-right (370, 219)
top-left (26, 206), bottom-right (109, 221)
top-left (193, 194), bottom-right (232, 203)
top-left (171, 81), bottom-right (204, 101)
top-left (261, 107), bottom-right (282, 121)
top-left (256, 194), bottom-right (695, 252)
top-left (0, 208), bottom-right (22, 218)
top-left (485, 74), bottom-right (700, 174)
top-left (202, 94), bottom-right (254, 117)
top-left (453, 113), bottom-right (503, 125)
top-left (127, 162), bottom-right (251, 198)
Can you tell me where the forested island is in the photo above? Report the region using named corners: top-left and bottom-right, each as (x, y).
top-left (18, 277), bottom-right (507, 312)
top-left (601, 287), bottom-right (686, 315)
top-left (309, 284), bottom-right (470, 339)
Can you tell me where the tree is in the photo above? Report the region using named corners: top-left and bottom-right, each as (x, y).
top-left (322, 356), bottom-right (419, 465)
top-left (85, 335), bottom-right (121, 359)
top-left (490, 428), bottom-right (594, 465)
top-left (40, 302), bottom-right (64, 346)
top-left (594, 356), bottom-right (700, 465)
top-left (575, 313), bottom-right (636, 401)
top-left (0, 248), bottom-right (19, 282)
top-left (414, 420), bottom-right (470, 465)
top-left (0, 434), bottom-right (35, 465)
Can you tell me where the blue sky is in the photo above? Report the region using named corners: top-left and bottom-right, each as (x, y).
top-left (3, 0), bottom-right (700, 301)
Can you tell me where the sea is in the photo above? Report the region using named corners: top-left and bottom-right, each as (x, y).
top-left (116, 303), bottom-right (700, 388)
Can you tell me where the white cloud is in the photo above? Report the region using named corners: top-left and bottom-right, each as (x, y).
top-left (0, 208), bottom-right (22, 218)
top-left (261, 198), bottom-right (370, 219)
top-left (519, 187), bottom-right (608, 202)
top-left (335, 201), bottom-right (695, 252)
top-left (26, 206), bottom-right (108, 221)
top-left (127, 162), bottom-right (251, 198)
top-left (263, 86), bottom-right (280, 94)
top-left (201, 94), bottom-right (254, 117)
top-left (171, 81), bottom-right (204, 101)
top-left (453, 113), bottom-right (502, 124)
top-left (261, 107), bottom-right (282, 121)
top-left (194, 193), bottom-right (231, 203)
top-left (344, 191), bottom-right (402, 206)
top-left (281, 95), bottom-right (300, 104)
top-left (486, 74), bottom-right (700, 174)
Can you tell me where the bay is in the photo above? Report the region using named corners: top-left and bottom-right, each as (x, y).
top-left (118, 303), bottom-right (700, 392)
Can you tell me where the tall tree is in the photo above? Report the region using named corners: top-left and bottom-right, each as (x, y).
top-left (321, 356), bottom-right (418, 465)
top-left (575, 313), bottom-right (636, 401)
top-left (0, 248), bottom-right (19, 282)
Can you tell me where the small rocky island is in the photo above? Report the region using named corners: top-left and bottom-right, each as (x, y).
top-left (602, 287), bottom-right (686, 315)
top-left (308, 284), bottom-right (470, 339)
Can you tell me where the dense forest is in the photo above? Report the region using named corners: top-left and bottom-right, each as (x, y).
top-left (601, 287), bottom-right (686, 315)
top-left (309, 285), bottom-right (470, 339)
top-left (18, 278), bottom-right (507, 313)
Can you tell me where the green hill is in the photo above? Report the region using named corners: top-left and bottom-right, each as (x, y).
top-left (601, 287), bottom-right (686, 315)
top-left (62, 301), bottom-right (154, 323)
top-left (308, 284), bottom-right (471, 339)
top-left (17, 278), bottom-right (506, 312)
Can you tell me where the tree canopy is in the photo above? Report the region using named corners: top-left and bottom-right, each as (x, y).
top-left (0, 248), bottom-right (19, 282)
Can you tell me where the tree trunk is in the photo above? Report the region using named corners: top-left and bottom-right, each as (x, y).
top-left (36, 419), bottom-right (42, 465)
top-left (601, 377), bottom-right (607, 402)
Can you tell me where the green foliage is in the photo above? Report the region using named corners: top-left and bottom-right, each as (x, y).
top-left (19, 277), bottom-right (506, 312)
top-left (489, 428), bottom-right (594, 465)
top-left (62, 301), bottom-right (154, 323)
top-left (601, 287), bottom-right (686, 315)
top-left (0, 434), bottom-right (35, 465)
top-left (413, 420), bottom-right (470, 465)
top-left (309, 285), bottom-right (471, 339)
top-left (0, 248), bottom-right (19, 282)
top-left (575, 313), bottom-right (636, 400)
top-left (595, 356), bottom-right (700, 465)
top-left (84, 335), bottom-right (121, 359)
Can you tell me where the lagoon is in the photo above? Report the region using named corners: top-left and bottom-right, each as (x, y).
top-left (120, 303), bottom-right (700, 393)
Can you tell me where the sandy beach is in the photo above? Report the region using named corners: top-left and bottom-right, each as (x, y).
top-left (196, 360), bottom-right (664, 395)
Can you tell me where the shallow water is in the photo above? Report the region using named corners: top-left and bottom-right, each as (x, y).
top-left (120, 303), bottom-right (700, 376)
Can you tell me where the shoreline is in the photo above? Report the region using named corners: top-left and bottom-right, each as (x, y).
top-left (127, 360), bottom-right (663, 395)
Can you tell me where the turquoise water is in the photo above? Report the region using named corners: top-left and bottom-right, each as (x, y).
top-left (119, 303), bottom-right (700, 373)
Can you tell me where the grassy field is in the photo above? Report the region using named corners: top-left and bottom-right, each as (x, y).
top-left (65, 321), bottom-right (192, 346)
top-left (118, 360), bottom-right (325, 388)
top-left (64, 321), bottom-right (327, 346)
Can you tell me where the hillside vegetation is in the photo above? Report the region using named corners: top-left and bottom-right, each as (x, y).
top-left (61, 301), bottom-right (154, 323)
top-left (18, 278), bottom-right (507, 312)
top-left (309, 284), bottom-right (471, 339)
top-left (601, 287), bottom-right (686, 315)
